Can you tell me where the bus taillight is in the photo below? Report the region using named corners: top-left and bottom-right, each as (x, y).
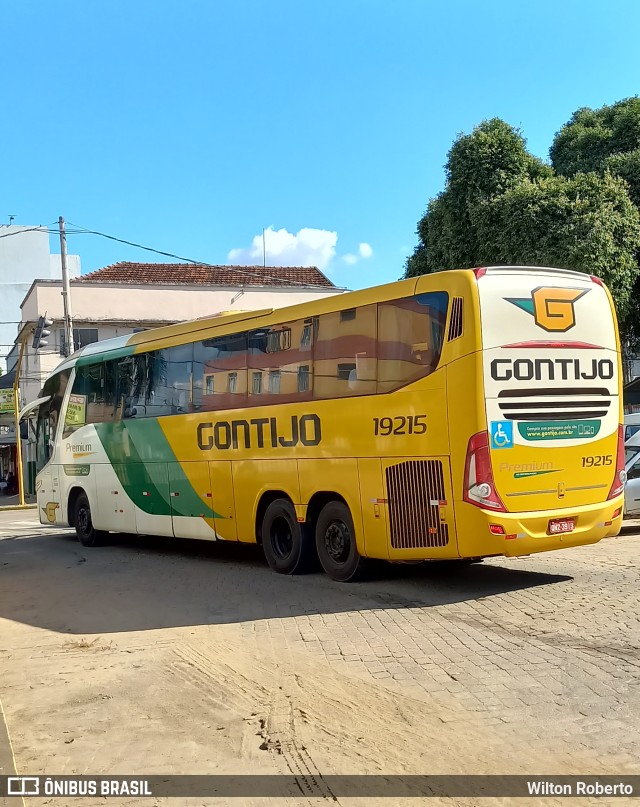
top-left (607, 425), bottom-right (627, 500)
top-left (463, 431), bottom-right (506, 511)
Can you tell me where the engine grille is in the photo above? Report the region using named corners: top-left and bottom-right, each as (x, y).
top-left (497, 386), bottom-right (612, 421)
top-left (386, 460), bottom-right (449, 549)
top-left (447, 297), bottom-right (464, 341)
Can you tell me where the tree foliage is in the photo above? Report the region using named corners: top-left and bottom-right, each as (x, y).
top-left (405, 104), bottom-right (640, 366)
top-left (405, 119), bottom-right (552, 276)
top-left (551, 98), bottom-right (640, 354)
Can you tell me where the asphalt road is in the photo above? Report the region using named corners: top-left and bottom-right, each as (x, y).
top-left (0, 511), bottom-right (639, 806)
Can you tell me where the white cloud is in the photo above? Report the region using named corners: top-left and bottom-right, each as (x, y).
top-left (228, 226), bottom-right (337, 270)
top-left (358, 242), bottom-right (373, 259)
top-left (342, 253), bottom-right (358, 265)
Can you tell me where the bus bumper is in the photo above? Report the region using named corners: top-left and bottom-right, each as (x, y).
top-left (459, 496), bottom-right (624, 558)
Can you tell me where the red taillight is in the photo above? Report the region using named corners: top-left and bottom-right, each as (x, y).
top-left (463, 431), bottom-right (506, 511)
top-left (473, 267), bottom-right (487, 279)
top-left (590, 275), bottom-right (604, 286)
top-left (489, 524), bottom-right (505, 535)
top-left (607, 425), bottom-right (626, 500)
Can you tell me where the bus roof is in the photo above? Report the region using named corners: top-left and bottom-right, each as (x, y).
top-left (53, 273), bottom-right (427, 371)
top-left (48, 265), bottom-right (608, 375)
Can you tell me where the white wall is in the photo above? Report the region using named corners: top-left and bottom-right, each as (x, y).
top-left (49, 253), bottom-right (81, 279)
top-left (0, 225), bottom-right (81, 372)
top-left (21, 280), bottom-right (344, 324)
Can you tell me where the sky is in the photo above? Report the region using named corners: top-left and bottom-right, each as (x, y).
top-left (2, 0), bottom-right (640, 291)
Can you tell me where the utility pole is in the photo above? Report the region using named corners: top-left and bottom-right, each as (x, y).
top-left (12, 335), bottom-right (29, 508)
top-left (59, 216), bottom-right (74, 357)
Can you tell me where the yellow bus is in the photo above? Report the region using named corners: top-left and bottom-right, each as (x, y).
top-left (32, 265), bottom-right (625, 581)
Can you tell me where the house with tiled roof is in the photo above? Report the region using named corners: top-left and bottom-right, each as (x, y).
top-left (78, 262), bottom-right (336, 288)
top-left (12, 261), bottom-right (346, 408)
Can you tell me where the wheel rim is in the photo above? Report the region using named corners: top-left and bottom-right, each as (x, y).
top-left (271, 515), bottom-right (293, 559)
top-left (324, 519), bottom-right (350, 564)
top-left (77, 506), bottom-right (90, 538)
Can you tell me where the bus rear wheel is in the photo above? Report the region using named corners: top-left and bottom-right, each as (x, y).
top-left (315, 501), bottom-right (364, 582)
top-left (75, 493), bottom-right (106, 548)
top-left (261, 498), bottom-right (315, 575)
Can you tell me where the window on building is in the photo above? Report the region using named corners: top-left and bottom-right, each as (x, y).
top-left (298, 365), bottom-right (310, 392)
top-left (59, 328), bottom-right (99, 356)
top-left (228, 373), bottom-right (238, 393)
top-left (268, 370), bottom-right (281, 394)
top-left (205, 375), bottom-right (214, 395)
top-left (300, 323), bottom-right (312, 348)
top-left (252, 372), bottom-right (263, 395)
top-left (337, 363), bottom-right (356, 381)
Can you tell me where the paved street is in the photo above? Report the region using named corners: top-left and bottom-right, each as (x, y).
top-left (0, 510), bottom-right (639, 806)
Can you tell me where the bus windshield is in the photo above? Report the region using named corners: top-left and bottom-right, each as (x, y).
top-left (35, 370), bottom-right (70, 472)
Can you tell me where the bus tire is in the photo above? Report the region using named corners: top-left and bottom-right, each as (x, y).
top-left (315, 501), bottom-right (364, 582)
top-left (261, 498), bottom-right (315, 575)
top-left (75, 493), bottom-right (106, 548)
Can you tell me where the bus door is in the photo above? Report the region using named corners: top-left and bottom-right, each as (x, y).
top-left (381, 456), bottom-right (459, 559)
top-left (168, 461), bottom-right (216, 540)
top-left (34, 395), bottom-right (63, 525)
top-left (94, 463), bottom-right (138, 533)
top-left (133, 462), bottom-right (171, 537)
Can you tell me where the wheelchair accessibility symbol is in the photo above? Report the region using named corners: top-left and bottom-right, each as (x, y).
top-left (490, 421), bottom-right (513, 449)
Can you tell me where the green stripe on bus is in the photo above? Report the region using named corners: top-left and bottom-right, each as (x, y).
top-left (94, 420), bottom-right (223, 519)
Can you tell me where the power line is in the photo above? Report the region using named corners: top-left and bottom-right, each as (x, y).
top-left (1, 220), bottom-right (340, 296)
top-left (0, 223), bottom-right (58, 239)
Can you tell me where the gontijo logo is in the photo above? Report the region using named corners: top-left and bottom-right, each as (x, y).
top-left (506, 287), bottom-right (588, 333)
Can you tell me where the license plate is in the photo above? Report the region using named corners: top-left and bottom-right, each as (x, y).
top-left (548, 518), bottom-right (575, 535)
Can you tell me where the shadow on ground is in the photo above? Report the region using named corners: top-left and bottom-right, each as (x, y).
top-left (0, 531), bottom-right (572, 635)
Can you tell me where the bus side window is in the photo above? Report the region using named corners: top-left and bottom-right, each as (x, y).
top-left (114, 348), bottom-right (191, 419)
top-left (377, 292), bottom-right (449, 393)
top-left (64, 363), bottom-right (110, 431)
top-left (248, 319), bottom-right (313, 404)
top-left (194, 334), bottom-right (248, 412)
top-left (314, 305), bottom-right (377, 399)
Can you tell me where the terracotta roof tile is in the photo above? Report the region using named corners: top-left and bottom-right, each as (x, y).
top-left (76, 262), bottom-right (336, 288)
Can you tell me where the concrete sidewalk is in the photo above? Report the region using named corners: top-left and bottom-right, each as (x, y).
top-left (0, 493), bottom-right (36, 512)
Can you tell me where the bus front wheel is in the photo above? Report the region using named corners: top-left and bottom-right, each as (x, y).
top-left (261, 498), bottom-right (315, 575)
top-left (315, 501), bottom-right (364, 583)
top-left (75, 493), bottom-right (106, 548)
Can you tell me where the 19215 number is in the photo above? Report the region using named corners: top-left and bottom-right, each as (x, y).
top-left (581, 455), bottom-right (613, 467)
top-left (373, 415), bottom-right (427, 436)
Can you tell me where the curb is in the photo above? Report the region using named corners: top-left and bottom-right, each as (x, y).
top-left (0, 697), bottom-right (22, 806)
top-left (0, 505), bottom-right (37, 512)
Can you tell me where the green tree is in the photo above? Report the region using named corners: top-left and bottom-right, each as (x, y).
top-left (405, 111), bottom-right (640, 373)
top-left (551, 98), bottom-right (640, 357)
top-left (405, 119), bottom-right (551, 277)
top-left (473, 172), bottom-right (640, 313)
